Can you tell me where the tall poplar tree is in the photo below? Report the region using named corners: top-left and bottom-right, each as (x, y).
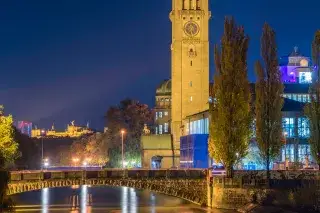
top-left (255, 23), bottom-right (284, 179)
top-left (304, 30), bottom-right (320, 170)
top-left (209, 17), bottom-right (252, 177)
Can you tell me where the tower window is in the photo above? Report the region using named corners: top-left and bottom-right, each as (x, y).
top-left (164, 123), bottom-right (169, 133)
top-left (190, 81), bottom-right (193, 87)
top-left (190, 61), bottom-right (193, 66)
top-left (159, 125), bottom-right (163, 134)
top-left (190, 96), bottom-right (193, 102)
top-left (196, 0), bottom-right (200, 9)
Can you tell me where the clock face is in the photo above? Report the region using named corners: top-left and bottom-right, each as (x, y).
top-left (300, 59), bottom-right (308, 67)
top-left (184, 21), bottom-right (199, 37)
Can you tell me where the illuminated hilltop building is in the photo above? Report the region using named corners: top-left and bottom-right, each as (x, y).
top-left (31, 121), bottom-right (93, 138)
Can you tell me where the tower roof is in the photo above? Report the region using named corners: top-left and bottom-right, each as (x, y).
top-left (156, 79), bottom-right (171, 96)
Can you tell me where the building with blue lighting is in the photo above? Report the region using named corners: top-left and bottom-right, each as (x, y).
top-left (151, 47), bottom-right (317, 170)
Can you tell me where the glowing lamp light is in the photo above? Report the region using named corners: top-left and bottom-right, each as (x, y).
top-left (290, 72), bottom-right (294, 75)
top-left (123, 161), bottom-right (128, 166)
top-left (121, 130), bottom-right (125, 134)
top-left (44, 162), bottom-right (49, 167)
top-left (72, 158), bottom-right (80, 163)
top-left (83, 161), bottom-right (88, 166)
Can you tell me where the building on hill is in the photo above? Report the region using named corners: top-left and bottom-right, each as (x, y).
top-left (31, 121), bottom-right (94, 138)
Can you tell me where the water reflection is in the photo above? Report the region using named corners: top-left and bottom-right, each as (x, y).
top-left (41, 188), bottom-right (49, 213)
top-left (11, 186), bottom-right (232, 212)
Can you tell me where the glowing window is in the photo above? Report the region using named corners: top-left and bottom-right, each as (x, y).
top-left (164, 123), bottom-right (169, 133)
top-left (299, 72), bottom-right (312, 84)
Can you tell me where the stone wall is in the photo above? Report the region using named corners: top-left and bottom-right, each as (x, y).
top-left (208, 177), bottom-right (320, 211)
top-left (233, 170), bottom-right (320, 180)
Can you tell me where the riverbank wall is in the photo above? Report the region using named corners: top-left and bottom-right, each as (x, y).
top-left (207, 171), bottom-right (320, 211)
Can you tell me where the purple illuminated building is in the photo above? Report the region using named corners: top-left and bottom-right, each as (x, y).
top-left (17, 121), bottom-right (32, 137)
top-left (279, 47), bottom-right (314, 84)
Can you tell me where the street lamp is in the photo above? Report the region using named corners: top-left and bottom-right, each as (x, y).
top-left (121, 129), bottom-right (126, 169)
top-left (43, 158), bottom-right (49, 169)
top-left (41, 130), bottom-right (45, 170)
top-left (72, 158), bottom-right (80, 167)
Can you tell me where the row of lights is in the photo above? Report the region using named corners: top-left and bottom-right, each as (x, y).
top-left (72, 157), bottom-right (92, 166)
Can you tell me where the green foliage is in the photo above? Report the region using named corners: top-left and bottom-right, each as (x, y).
top-left (13, 127), bottom-right (40, 169)
top-left (105, 99), bottom-right (153, 168)
top-left (209, 17), bottom-right (252, 177)
top-left (305, 83), bottom-right (320, 168)
top-left (70, 133), bottom-right (108, 166)
top-left (255, 23), bottom-right (284, 177)
top-left (305, 31), bottom-right (320, 169)
top-left (0, 106), bottom-right (19, 168)
top-left (0, 170), bottom-right (14, 211)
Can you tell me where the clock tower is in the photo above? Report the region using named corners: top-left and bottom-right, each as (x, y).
top-left (170, 0), bottom-right (210, 149)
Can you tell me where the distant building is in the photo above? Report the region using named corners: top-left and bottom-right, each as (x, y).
top-left (17, 121), bottom-right (32, 137)
top-left (31, 121), bottom-right (93, 138)
top-left (280, 47), bottom-right (314, 84)
top-left (154, 79), bottom-right (171, 135)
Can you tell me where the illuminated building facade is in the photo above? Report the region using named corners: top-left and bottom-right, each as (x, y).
top-left (151, 47), bottom-right (316, 169)
top-left (170, 0), bottom-right (210, 151)
top-left (31, 121), bottom-right (93, 138)
top-left (17, 121), bottom-right (32, 137)
top-left (154, 79), bottom-right (171, 135)
top-left (280, 47), bottom-right (314, 84)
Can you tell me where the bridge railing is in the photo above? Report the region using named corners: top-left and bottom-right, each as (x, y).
top-left (9, 169), bottom-right (208, 182)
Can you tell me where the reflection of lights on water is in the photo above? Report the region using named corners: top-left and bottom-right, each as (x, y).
top-left (121, 187), bottom-right (129, 213)
top-left (150, 193), bottom-right (156, 213)
top-left (71, 185), bottom-right (80, 189)
top-left (41, 188), bottom-right (49, 213)
top-left (81, 185), bottom-right (87, 213)
top-left (130, 188), bottom-right (137, 213)
top-left (122, 187), bottom-right (137, 213)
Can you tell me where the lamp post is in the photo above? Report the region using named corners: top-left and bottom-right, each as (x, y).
top-left (121, 130), bottom-right (125, 169)
top-left (41, 130), bottom-right (45, 170)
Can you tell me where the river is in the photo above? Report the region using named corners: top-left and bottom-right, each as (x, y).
top-left (10, 185), bottom-right (235, 213)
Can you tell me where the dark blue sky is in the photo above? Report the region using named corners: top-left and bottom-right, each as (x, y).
top-left (0, 0), bottom-right (318, 130)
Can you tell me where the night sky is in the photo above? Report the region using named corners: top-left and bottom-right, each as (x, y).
top-left (0, 0), bottom-right (318, 131)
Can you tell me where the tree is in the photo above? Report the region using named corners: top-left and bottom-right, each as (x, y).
top-left (209, 17), bottom-right (252, 177)
top-left (0, 106), bottom-right (19, 168)
top-left (255, 23), bottom-right (284, 179)
top-left (13, 127), bottom-right (40, 169)
top-left (304, 30), bottom-right (320, 170)
top-left (105, 99), bottom-right (153, 168)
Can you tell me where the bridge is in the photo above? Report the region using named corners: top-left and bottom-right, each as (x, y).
top-left (8, 169), bottom-right (209, 206)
